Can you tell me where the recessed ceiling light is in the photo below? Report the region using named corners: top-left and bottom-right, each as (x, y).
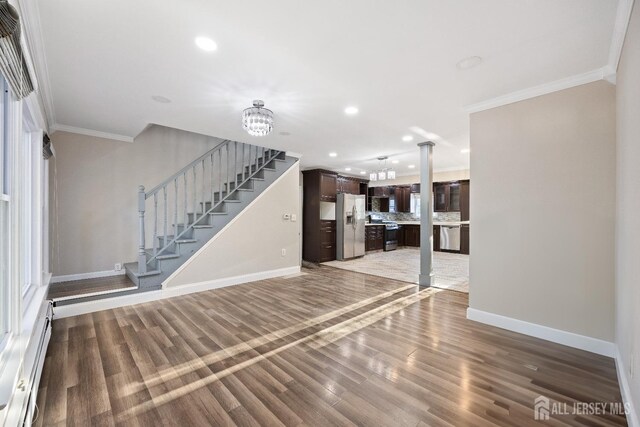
top-left (329, 152), bottom-right (337, 157)
top-left (345, 167), bottom-right (351, 171)
top-left (408, 164), bottom-right (416, 169)
top-left (456, 56), bottom-right (483, 70)
top-left (391, 160), bottom-right (399, 164)
top-left (461, 148), bottom-right (471, 154)
top-left (344, 106), bottom-right (359, 115)
top-left (151, 95), bottom-right (171, 104)
top-left (279, 131), bottom-right (291, 136)
top-left (402, 135), bottom-right (413, 142)
top-left (195, 36), bottom-right (217, 52)
top-left (360, 171), bottom-right (366, 175)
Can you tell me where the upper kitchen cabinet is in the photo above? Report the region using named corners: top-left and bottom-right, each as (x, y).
top-left (394, 186), bottom-right (411, 213)
top-left (434, 182), bottom-right (449, 212)
top-left (319, 172), bottom-right (337, 202)
top-left (371, 186), bottom-right (391, 197)
top-left (433, 180), bottom-right (468, 213)
top-left (460, 180), bottom-right (470, 221)
top-left (337, 177), bottom-right (360, 194)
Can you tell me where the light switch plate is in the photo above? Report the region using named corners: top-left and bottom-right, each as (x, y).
top-left (291, 214), bottom-right (297, 222)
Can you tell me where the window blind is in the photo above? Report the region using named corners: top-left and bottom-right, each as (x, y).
top-left (0, 1), bottom-right (34, 99)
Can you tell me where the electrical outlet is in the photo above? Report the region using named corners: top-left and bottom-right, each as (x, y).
top-left (114, 263), bottom-right (122, 271)
top-left (281, 248), bottom-right (286, 257)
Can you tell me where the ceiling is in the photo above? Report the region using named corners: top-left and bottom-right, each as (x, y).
top-left (36, 0), bottom-right (619, 175)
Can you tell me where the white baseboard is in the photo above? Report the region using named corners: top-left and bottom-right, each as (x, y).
top-left (615, 348), bottom-right (640, 427)
top-left (466, 308), bottom-right (616, 357)
top-left (54, 266), bottom-right (300, 318)
top-left (51, 269), bottom-right (125, 284)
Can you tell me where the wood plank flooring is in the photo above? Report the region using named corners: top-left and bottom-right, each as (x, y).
top-left (48, 275), bottom-right (136, 299)
top-left (36, 267), bottom-right (627, 426)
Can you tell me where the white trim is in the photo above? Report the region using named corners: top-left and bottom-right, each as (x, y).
top-left (464, 67), bottom-right (611, 114)
top-left (0, 194), bottom-right (8, 202)
top-left (51, 268), bottom-right (125, 284)
top-left (50, 124), bottom-right (134, 143)
top-left (466, 307), bottom-right (616, 357)
top-left (609, 0), bottom-right (636, 72)
top-left (163, 161), bottom-right (300, 286)
top-left (54, 266), bottom-right (300, 318)
top-left (285, 151), bottom-right (303, 158)
top-left (51, 284), bottom-right (138, 302)
top-left (614, 348), bottom-right (640, 427)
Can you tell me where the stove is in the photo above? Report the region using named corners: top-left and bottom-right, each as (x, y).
top-left (382, 221), bottom-right (398, 251)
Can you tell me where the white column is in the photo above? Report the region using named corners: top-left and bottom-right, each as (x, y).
top-left (418, 141), bottom-right (435, 286)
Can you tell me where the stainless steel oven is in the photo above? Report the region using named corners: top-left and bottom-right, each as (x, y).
top-left (383, 222), bottom-right (398, 251)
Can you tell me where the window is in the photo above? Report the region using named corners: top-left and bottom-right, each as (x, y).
top-left (0, 76), bottom-right (9, 349)
top-left (410, 193), bottom-right (421, 218)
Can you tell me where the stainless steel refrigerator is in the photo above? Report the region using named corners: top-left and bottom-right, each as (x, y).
top-left (336, 193), bottom-right (366, 260)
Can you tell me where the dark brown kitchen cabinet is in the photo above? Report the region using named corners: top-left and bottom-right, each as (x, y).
top-left (434, 183), bottom-right (448, 212)
top-left (460, 224), bottom-right (470, 255)
top-left (403, 225), bottom-right (420, 247)
top-left (365, 225), bottom-right (384, 251)
top-left (448, 182), bottom-right (461, 211)
top-left (397, 225), bottom-right (405, 246)
top-left (394, 186), bottom-right (411, 213)
top-left (460, 180), bottom-right (470, 221)
top-left (303, 169), bottom-right (369, 263)
top-left (372, 186), bottom-right (390, 197)
top-left (410, 183), bottom-right (420, 193)
top-left (320, 172), bottom-right (337, 202)
top-left (433, 225), bottom-right (440, 251)
top-left (433, 180), bottom-right (467, 213)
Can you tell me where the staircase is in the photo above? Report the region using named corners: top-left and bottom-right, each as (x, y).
top-left (123, 140), bottom-right (298, 289)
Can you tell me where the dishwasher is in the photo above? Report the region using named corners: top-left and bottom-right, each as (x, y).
top-left (440, 225), bottom-right (461, 251)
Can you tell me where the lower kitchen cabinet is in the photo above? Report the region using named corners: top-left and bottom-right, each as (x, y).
top-left (460, 224), bottom-right (470, 255)
top-left (397, 225), bottom-right (404, 246)
top-left (433, 225), bottom-right (440, 251)
top-left (403, 225), bottom-right (420, 247)
top-left (365, 225), bottom-right (384, 251)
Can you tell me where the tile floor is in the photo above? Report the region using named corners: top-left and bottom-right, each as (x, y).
top-left (324, 248), bottom-right (469, 293)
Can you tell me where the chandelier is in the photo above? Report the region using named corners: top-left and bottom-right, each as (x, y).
top-left (242, 100), bottom-right (274, 136)
top-left (369, 157), bottom-right (396, 181)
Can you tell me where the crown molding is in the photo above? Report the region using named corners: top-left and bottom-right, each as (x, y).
top-left (464, 0), bottom-right (635, 114)
top-left (464, 67), bottom-right (610, 114)
top-left (16, 0), bottom-right (56, 130)
top-left (609, 0), bottom-right (635, 72)
top-left (51, 124), bottom-right (135, 143)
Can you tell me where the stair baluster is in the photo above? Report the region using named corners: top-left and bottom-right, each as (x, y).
top-left (136, 140), bottom-right (287, 276)
top-left (137, 185), bottom-right (147, 274)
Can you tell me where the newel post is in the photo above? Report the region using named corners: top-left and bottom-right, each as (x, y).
top-left (138, 185), bottom-right (147, 274)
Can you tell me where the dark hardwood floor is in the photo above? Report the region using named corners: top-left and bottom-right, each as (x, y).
top-left (36, 267), bottom-right (627, 426)
top-left (47, 275), bottom-right (136, 299)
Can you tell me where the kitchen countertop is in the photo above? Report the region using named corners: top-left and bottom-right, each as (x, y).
top-left (365, 221), bottom-right (470, 226)
top-left (395, 221), bottom-right (470, 226)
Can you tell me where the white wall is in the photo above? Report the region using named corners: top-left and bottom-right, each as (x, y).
top-left (469, 80), bottom-right (616, 342)
top-left (368, 169), bottom-right (469, 187)
top-left (615, 1), bottom-right (640, 419)
top-left (165, 162), bottom-right (301, 287)
top-left (49, 126), bottom-right (224, 276)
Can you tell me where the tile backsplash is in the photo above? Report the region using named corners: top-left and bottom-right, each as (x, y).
top-left (367, 198), bottom-right (461, 222)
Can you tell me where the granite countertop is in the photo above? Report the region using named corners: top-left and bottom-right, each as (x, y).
top-left (394, 220), bottom-right (470, 226)
top-left (365, 223), bottom-right (385, 227)
top-left (365, 221), bottom-right (470, 226)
